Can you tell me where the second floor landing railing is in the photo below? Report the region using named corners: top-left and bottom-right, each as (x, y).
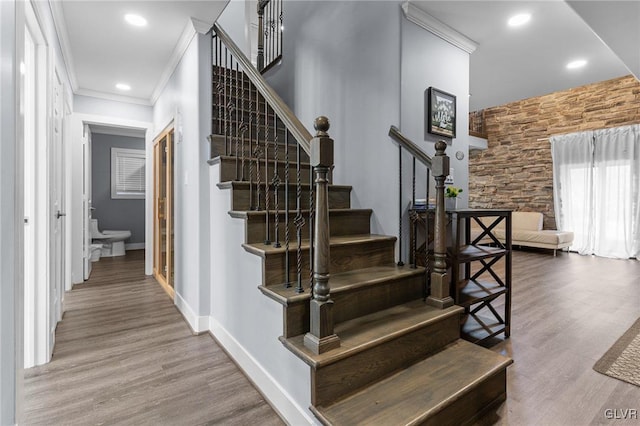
top-left (210, 23), bottom-right (339, 355)
top-left (257, 0), bottom-right (283, 72)
top-left (388, 126), bottom-right (454, 309)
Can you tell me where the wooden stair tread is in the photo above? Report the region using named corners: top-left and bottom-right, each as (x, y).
top-left (209, 154), bottom-right (311, 168)
top-left (229, 208), bottom-right (372, 219)
top-left (282, 301), bottom-right (462, 368)
top-left (243, 234), bottom-right (396, 257)
top-left (216, 181), bottom-right (352, 191)
top-left (260, 264), bottom-right (425, 305)
top-left (314, 339), bottom-right (512, 425)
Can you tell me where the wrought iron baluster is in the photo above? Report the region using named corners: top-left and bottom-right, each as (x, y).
top-left (223, 49), bottom-right (229, 155)
top-left (309, 163), bottom-right (314, 296)
top-left (273, 116), bottom-right (281, 248)
top-left (240, 69), bottom-right (247, 181)
top-left (248, 82), bottom-right (255, 209)
top-left (264, 102), bottom-right (271, 245)
top-left (294, 142), bottom-right (304, 293)
top-left (397, 145), bottom-right (404, 266)
top-left (284, 130), bottom-right (290, 287)
top-left (234, 61), bottom-right (240, 179)
top-left (412, 157), bottom-right (417, 269)
top-left (425, 168), bottom-right (431, 294)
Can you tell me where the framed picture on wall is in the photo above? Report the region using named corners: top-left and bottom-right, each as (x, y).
top-left (427, 87), bottom-right (456, 138)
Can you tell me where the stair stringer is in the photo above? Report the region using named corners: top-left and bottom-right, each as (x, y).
top-left (208, 162), bottom-right (319, 425)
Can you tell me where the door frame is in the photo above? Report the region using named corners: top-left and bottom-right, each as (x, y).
top-left (70, 114), bottom-right (154, 285)
top-left (153, 125), bottom-right (175, 299)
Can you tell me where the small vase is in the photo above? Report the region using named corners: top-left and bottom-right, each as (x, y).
top-left (445, 197), bottom-right (457, 210)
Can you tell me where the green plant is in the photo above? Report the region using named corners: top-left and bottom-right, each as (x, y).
top-left (445, 186), bottom-right (463, 198)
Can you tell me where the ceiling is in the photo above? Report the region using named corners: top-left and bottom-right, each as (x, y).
top-left (54, 1), bottom-right (637, 110)
top-left (412, 1), bottom-right (635, 110)
top-left (54, 0), bottom-right (228, 105)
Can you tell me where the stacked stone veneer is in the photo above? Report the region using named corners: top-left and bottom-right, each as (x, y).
top-left (469, 75), bottom-right (640, 229)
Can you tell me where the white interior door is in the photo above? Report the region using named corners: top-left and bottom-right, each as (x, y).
top-left (50, 68), bottom-right (65, 339)
top-left (83, 124), bottom-right (92, 280)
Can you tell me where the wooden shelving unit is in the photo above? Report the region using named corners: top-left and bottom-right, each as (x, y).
top-left (450, 209), bottom-right (512, 343)
top-left (408, 208), bottom-right (512, 343)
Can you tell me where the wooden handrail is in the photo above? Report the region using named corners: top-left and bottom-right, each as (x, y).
top-left (214, 23), bottom-right (312, 155)
top-left (388, 125), bottom-right (432, 169)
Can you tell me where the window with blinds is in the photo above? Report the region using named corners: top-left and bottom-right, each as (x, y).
top-left (111, 147), bottom-right (146, 199)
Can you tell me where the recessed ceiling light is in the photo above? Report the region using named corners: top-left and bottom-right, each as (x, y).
top-left (116, 83), bottom-right (131, 91)
top-left (124, 13), bottom-right (147, 27)
top-left (508, 13), bottom-right (531, 27)
top-left (566, 59), bottom-right (587, 69)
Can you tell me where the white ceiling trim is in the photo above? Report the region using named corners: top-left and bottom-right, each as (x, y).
top-left (76, 88), bottom-right (153, 106)
top-left (49, 0), bottom-right (78, 91)
top-left (149, 17), bottom-right (212, 105)
top-left (89, 124), bottom-right (146, 138)
top-left (402, 1), bottom-right (478, 54)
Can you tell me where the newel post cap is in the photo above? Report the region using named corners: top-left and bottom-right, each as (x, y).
top-left (431, 140), bottom-right (449, 176)
top-left (311, 116), bottom-right (333, 168)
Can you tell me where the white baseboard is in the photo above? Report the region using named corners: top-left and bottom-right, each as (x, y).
top-left (174, 292), bottom-right (209, 333)
top-left (209, 317), bottom-right (317, 425)
top-left (125, 242), bottom-right (145, 250)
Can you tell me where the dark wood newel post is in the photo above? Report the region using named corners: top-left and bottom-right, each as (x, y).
top-left (256, 0), bottom-right (269, 72)
top-left (427, 140), bottom-right (454, 309)
top-left (304, 116), bottom-right (340, 355)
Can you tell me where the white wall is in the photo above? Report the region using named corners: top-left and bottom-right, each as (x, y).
top-left (398, 14), bottom-right (471, 258)
top-left (0, 1), bottom-right (24, 423)
top-left (74, 94), bottom-right (152, 123)
top-left (153, 31), bottom-right (211, 316)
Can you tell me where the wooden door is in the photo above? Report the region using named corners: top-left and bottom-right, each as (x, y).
top-left (153, 128), bottom-right (174, 298)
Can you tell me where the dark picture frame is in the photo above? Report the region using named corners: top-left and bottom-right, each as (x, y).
top-left (427, 87), bottom-right (456, 138)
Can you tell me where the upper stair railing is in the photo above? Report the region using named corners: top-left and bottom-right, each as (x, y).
top-left (388, 126), bottom-right (454, 308)
top-left (211, 23), bottom-right (339, 354)
top-left (257, 0), bottom-right (283, 73)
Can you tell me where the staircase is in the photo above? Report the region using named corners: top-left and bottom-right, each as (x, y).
top-left (210, 24), bottom-right (512, 425)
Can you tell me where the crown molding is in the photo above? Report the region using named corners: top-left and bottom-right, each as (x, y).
top-left (49, 0), bottom-right (79, 91)
top-left (402, 1), bottom-right (478, 54)
top-left (75, 88), bottom-right (153, 106)
top-left (150, 17), bottom-right (211, 105)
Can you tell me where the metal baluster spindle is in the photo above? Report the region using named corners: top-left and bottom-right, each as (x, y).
top-left (240, 69), bottom-right (247, 181)
top-left (294, 143), bottom-right (304, 293)
top-left (272, 116), bottom-right (281, 248)
top-left (424, 169), bottom-right (430, 300)
top-left (412, 157), bottom-right (417, 269)
top-left (264, 103), bottom-right (271, 245)
top-left (223, 49), bottom-right (229, 155)
top-left (397, 145), bottom-right (404, 266)
top-left (248, 83), bottom-right (255, 209)
top-left (284, 130), bottom-right (290, 287)
top-left (234, 61), bottom-right (240, 180)
top-left (309, 164), bottom-right (314, 296)
top-left (254, 95), bottom-right (262, 211)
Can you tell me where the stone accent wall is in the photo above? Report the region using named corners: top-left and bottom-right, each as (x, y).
top-left (469, 75), bottom-right (640, 229)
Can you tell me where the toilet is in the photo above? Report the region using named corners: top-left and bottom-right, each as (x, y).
top-left (91, 218), bottom-right (132, 257)
top-left (90, 244), bottom-right (103, 262)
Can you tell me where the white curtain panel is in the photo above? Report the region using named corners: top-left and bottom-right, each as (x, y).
top-left (551, 124), bottom-right (640, 259)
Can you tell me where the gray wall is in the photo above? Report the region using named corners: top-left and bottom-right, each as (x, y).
top-left (265, 0), bottom-right (403, 247)
top-left (263, 1), bottom-right (470, 262)
top-left (91, 133), bottom-right (145, 244)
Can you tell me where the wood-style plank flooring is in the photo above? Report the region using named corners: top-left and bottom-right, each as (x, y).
top-left (23, 249), bottom-right (640, 425)
top-left (22, 250), bottom-right (284, 426)
top-left (478, 249), bottom-right (640, 425)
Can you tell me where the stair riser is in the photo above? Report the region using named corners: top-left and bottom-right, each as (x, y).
top-left (420, 370), bottom-right (507, 426)
top-left (262, 239), bottom-right (395, 287)
top-left (283, 274), bottom-right (425, 338)
top-left (312, 313), bottom-right (461, 407)
top-left (218, 157), bottom-right (312, 184)
top-left (244, 211), bottom-right (371, 245)
top-left (210, 135), bottom-right (309, 162)
top-left (229, 185), bottom-right (350, 211)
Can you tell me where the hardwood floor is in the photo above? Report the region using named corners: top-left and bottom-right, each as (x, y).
top-left (23, 249), bottom-right (640, 425)
top-left (22, 250), bottom-right (284, 426)
top-left (477, 249), bottom-right (640, 425)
